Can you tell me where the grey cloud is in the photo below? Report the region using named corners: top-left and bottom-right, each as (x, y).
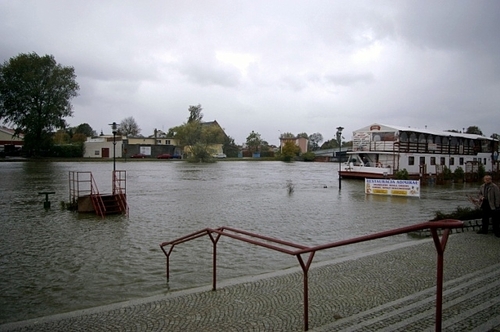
top-left (177, 58), bottom-right (242, 88)
top-left (324, 72), bottom-right (375, 86)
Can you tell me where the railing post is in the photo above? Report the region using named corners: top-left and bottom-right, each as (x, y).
top-left (166, 253), bottom-right (170, 281)
top-left (303, 270), bottom-right (309, 331)
top-left (213, 237), bottom-right (217, 291)
top-left (297, 252), bottom-right (315, 331)
top-left (431, 228), bottom-right (451, 332)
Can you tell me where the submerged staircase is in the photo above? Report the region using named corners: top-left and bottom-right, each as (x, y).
top-left (69, 171), bottom-right (128, 217)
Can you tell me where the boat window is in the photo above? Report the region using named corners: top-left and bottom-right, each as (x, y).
top-left (408, 156), bottom-right (415, 165)
top-left (450, 157), bottom-right (455, 165)
top-left (430, 157), bottom-right (436, 165)
top-left (450, 137), bottom-right (458, 146)
top-left (427, 135), bottom-right (434, 144)
top-left (400, 132), bottom-right (408, 142)
top-left (374, 132), bottom-right (396, 141)
top-left (435, 136), bottom-right (441, 145)
top-left (440, 157), bottom-right (446, 165)
top-left (409, 133), bottom-right (417, 143)
top-left (419, 134), bottom-right (426, 143)
top-left (420, 156), bottom-right (426, 165)
top-left (481, 140), bottom-right (491, 152)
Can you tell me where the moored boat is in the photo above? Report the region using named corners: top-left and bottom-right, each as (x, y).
top-left (339, 123), bottom-right (499, 179)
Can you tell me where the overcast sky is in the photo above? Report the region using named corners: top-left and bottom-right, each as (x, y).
top-left (1, 1), bottom-right (499, 145)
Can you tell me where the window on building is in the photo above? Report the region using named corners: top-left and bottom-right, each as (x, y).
top-left (157, 140), bottom-right (162, 144)
top-left (166, 140), bottom-right (171, 145)
top-left (440, 157), bottom-right (446, 165)
top-left (408, 156), bottom-right (415, 165)
top-left (419, 156), bottom-right (425, 165)
top-left (94, 150), bottom-right (99, 156)
top-left (409, 133), bottom-right (417, 143)
top-left (430, 157), bottom-right (436, 165)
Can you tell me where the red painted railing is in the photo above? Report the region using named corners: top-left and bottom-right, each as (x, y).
top-left (69, 171), bottom-right (105, 217)
top-left (113, 170), bottom-right (128, 215)
top-left (160, 220), bottom-right (463, 331)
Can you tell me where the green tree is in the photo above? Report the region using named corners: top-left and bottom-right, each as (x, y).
top-left (466, 126), bottom-right (483, 135)
top-left (53, 129), bottom-right (70, 144)
top-left (0, 53), bottom-right (79, 156)
top-left (281, 140), bottom-right (300, 162)
top-left (119, 116), bottom-right (141, 137)
top-left (74, 123), bottom-right (96, 137)
top-left (246, 131), bottom-right (263, 152)
top-left (71, 132), bottom-right (87, 143)
top-left (320, 139), bottom-right (338, 149)
top-left (280, 132), bottom-right (295, 138)
top-left (223, 135), bottom-right (239, 158)
top-left (169, 105), bottom-right (225, 162)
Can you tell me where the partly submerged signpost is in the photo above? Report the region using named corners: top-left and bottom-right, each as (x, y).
top-left (365, 179), bottom-right (420, 197)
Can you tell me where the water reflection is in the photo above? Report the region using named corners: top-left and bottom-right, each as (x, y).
top-left (0, 161), bottom-right (479, 324)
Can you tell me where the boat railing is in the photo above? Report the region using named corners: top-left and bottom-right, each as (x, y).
top-left (160, 219), bottom-right (463, 331)
top-left (357, 140), bottom-right (480, 155)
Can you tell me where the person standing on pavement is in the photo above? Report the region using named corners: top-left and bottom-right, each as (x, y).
top-left (477, 175), bottom-right (500, 237)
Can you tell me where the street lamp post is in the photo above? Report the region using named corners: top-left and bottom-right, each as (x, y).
top-left (109, 122), bottom-right (118, 172)
top-left (278, 130), bottom-right (282, 154)
top-left (336, 126), bottom-right (344, 190)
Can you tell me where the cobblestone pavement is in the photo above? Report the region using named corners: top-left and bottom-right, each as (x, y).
top-left (1, 231), bottom-right (499, 332)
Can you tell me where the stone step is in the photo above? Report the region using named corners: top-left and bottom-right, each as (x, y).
top-left (313, 263), bottom-right (500, 331)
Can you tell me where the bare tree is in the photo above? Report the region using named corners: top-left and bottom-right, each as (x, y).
top-left (119, 116), bottom-right (141, 137)
top-left (308, 132), bottom-right (323, 151)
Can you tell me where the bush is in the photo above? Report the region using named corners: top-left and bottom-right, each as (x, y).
top-left (453, 166), bottom-right (465, 181)
top-left (478, 163), bottom-right (486, 179)
top-left (51, 143), bottom-right (84, 158)
top-left (432, 206), bottom-right (482, 221)
top-left (442, 166), bottom-right (453, 180)
top-left (395, 168), bottom-right (409, 179)
top-left (302, 152), bottom-right (315, 162)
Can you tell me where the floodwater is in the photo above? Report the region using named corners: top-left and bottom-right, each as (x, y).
top-left (0, 160), bottom-right (479, 324)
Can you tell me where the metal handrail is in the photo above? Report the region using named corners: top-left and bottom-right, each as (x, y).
top-left (89, 173), bottom-right (105, 217)
top-left (112, 170), bottom-right (128, 215)
top-left (160, 219), bottom-right (463, 331)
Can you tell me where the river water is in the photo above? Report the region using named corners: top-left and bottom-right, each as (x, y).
top-left (0, 160), bottom-right (479, 324)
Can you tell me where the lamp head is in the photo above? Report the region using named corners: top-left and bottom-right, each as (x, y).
top-left (109, 122), bottom-right (118, 134)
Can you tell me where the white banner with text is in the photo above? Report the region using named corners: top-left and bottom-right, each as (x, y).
top-left (365, 179), bottom-right (420, 197)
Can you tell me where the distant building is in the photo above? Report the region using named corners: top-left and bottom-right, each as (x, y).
top-left (83, 135), bottom-right (124, 158)
top-left (279, 136), bottom-right (308, 153)
top-left (0, 127), bottom-right (24, 154)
